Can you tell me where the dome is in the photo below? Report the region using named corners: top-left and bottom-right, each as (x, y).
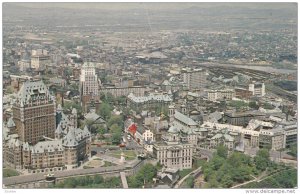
top-left (168, 125), bottom-right (178, 134)
top-left (190, 110), bottom-right (200, 115)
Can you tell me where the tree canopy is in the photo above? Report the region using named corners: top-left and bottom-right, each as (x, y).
top-left (254, 149), bottom-right (270, 171)
top-left (127, 163), bottom-right (158, 188)
top-left (97, 102), bottom-right (112, 120)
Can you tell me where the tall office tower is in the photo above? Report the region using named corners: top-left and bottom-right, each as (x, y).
top-left (31, 49), bottom-right (50, 70)
top-left (182, 68), bottom-right (207, 90)
top-left (80, 62), bottom-right (101, 111)
top-left (12, 80), bottom-right (56, 144)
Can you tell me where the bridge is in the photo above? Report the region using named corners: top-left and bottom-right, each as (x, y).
top-left (174, 166), bottom-right (202, 188)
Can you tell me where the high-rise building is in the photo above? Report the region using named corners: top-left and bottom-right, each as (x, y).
top-left (182, 68), bottom-right (207, 90)
top-left (12, 80), bottom-right (56, 144)
top-left (80, 62), bottom-right (100, 108)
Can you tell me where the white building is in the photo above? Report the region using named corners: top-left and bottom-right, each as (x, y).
top-left (181, 68), bottom-right (207, 89)
top-left (249, 82), bottom-right (265, 97)
top-left (80, 62), bottom-right (100, 97)
top-left (135, 125), bottom-right (154, 152)
top-left (153, 126), bottom-right (194, 170)
top-left (206, 89), bottom-right (235, 101)
top-left (127, 92), bottom-right (172, 109)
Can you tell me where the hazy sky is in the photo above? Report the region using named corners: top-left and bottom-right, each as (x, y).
top-left (5, 2), bottom-right (297, 11)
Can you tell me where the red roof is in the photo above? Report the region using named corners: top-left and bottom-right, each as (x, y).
top-left (128, 123), bottom-right (137, 135)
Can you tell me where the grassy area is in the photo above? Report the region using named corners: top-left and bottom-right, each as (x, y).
top-left (228, 100), bottom-right (249, 109)
top-left (3, 168), bottom-right (20, 178)
top-left (83, 166), bottom-right (94, 169)
top-left (103, 161), bottom-right (115, 167)
top-left (108, 150), bottom-right (137, 161)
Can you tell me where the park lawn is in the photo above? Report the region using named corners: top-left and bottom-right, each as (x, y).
top-left (3, 168), bottom-right (20, 177)
top-left (103, 161), bottom-right (116, 167)
top-left (228, 100), bottom-right (248, 109)
top-left (108, 150), bottom-right (136, 160)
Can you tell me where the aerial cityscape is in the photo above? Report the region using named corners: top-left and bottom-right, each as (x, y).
top-left (2, 2), bottom-right (298, 190)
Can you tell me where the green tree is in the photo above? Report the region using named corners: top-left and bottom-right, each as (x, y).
top-left (207, 174), bottom-right (219, 188)
top-left (221, 174), bottom-right (234, 188)
top-left (211, 155), bottom-right (225, 170)
top-left (232, 166), bottom-right (251, 183)
top-left (111, 132), bottom-right (122, 145)
top-left (97, 102), bottom-right (112, 120)
top-left (249, 101), bottom-right (259, 109)
top-left (97, 127), bottom-right (106, 135)
top-left (127, 163), bottom-right (157, 188)
top-left (254, 149), bottom-right (270, 171)
top-left (93, 175), bottom-right (104, 184)
top-left (185, 176), bottom-right (194, 188)
top-left (216, 145), bottom-right (228, 159)
top-left (107, 115), bottom-right (124, 128)
top-left (64, 66), bottom-right (73, 77)
top-left (288, 143), bottom-right (297, 157)
top-left (116, 96), bottom-right (127, 105)
top-left (106, 93), bottom-right (115, 104)
top-left (64, 101), bottom-right (82, 114)
top-left (110, 123), bottom-right (122, 145)
top-left (110, 124), bottom-right (121, 134)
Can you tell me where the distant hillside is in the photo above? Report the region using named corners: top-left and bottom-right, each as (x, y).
top-left (3, 3), bottom-right (297, 32)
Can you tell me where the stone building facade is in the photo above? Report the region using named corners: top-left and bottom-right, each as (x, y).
top-left (3, 80), bottom-right (91, 174)
top-left (153, 126), bottom-right (194, 170)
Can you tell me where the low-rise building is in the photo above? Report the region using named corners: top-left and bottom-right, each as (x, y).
top-left (235, 88), bottom-right (253, 99)
top-left (127, 92), bottom-right (172, 110)
top-left (206, 89), bottom-right (235, 102)
top-left (49, 77), bottom-right (67, 88)
top-left (259, 128), bottom-right (285, 150)
top-left (224, 111), bottom-right (266, 126)
top-left (100, 86), bottom-right (147, 97)
top-left (135, 125), bottom-right (154, 152)
top-left (172, 111), bottom-right (198, 133)
top-left (210, 130), bottom-right (235, 150)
